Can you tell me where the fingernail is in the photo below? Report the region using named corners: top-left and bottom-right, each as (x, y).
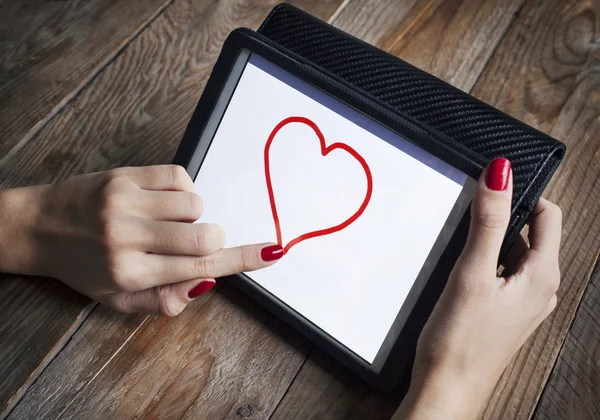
top-left (188, 280), bottom-right (215, 299)
top-left (485, 157), bottom-right (511, 191)
top-left (261, 244), bottom-right (284, 261)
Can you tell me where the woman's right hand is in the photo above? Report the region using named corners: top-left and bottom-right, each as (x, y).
top-left (0, 165), bottom-right (283, 316)
top-left (394, 158), bottom-right (562, 419)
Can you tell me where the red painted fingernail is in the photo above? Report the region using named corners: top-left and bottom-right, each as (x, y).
top-left (485, 157), bottom-right (511, 191)
top-left (188, 280), bottom-right (215, 299)
top-left (261, 244), bottom-right (284, 261)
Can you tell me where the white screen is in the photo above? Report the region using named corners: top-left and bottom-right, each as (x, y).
top-left (194, 53), bottom-right (469, 363)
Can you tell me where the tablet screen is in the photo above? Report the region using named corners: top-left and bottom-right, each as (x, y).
top-left (191, 50), bottom-right (476, 365)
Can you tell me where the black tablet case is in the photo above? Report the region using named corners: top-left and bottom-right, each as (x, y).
top-left (257, 3), bottom-right (566, 259)
top-left (174, 27), bottom-right (494, 389)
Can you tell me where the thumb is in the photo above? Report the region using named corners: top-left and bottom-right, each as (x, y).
top-left (105, 278), bottom-right (216, 316)
top-left (459, 157), bottom-right (513, 273)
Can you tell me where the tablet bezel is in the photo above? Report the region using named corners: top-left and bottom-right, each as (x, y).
top-left (173, 29), bottom-right (483, 390)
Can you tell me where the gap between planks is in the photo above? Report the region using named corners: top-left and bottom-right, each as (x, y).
top-left (382, 1), bottom-right (437, 52)
top-left (2, 303), bottom-right (96, 420)
top-left (268, 348), bottom-right (315, 420)
top-left (0, 0), bottom-right (174, 169)
top-left (532, 250), bottom-right (600, 417)
top-left (327, 0), bottom-right (351, 23)
top-left (55, 315), bottom-right (151, 419)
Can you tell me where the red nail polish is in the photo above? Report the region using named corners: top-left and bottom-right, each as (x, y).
top-left (261, 244), bottom-right (284, 261)
top-left (485, 157), bottom-right (511, 191)
top-left (188, 281), bottom-right (215, 299)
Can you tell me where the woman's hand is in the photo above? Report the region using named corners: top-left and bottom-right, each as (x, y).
top-left (394, 158), bottom-right (562, 419)
top-left (0, 165), bottom-right (283, 316)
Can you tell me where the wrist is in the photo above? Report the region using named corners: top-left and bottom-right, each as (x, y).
top-left (394, 369), bottom-right (488, 420)
top-left (0, 185), bottom-right (48, 275)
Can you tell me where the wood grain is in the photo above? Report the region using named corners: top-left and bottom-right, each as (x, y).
top-left (271, 0), bottom-right (526, 418)
top-left (0, 0), bottom-right (342, 417)
top-left (467, 0), bottom-right (600, 418)
top-left (0, 0), bottom-right (341, 188)
top-left (533, 259), bottom-right (600, 420)
top-left (0, 277), bottom-right (93, 416)
top-left (378, 0), bottom-right (525, 92)
top-left (8, 284), bottom-right (310, 419)
top-left (0, 0), bottom-right (171, 162)
top-left (0, 1), bottom-right (174, 412)
top-left (272, 350), bottom-right (405, 420)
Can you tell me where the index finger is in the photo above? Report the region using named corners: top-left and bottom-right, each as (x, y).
top-left (528, 198), bottom-right (562, 257)
top-left (143, 242), bottom-right (283, 286)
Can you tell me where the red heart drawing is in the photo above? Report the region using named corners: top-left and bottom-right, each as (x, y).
top-left (264, 116), bottom-right (373, 255)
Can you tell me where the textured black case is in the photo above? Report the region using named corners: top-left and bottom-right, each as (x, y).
top-left (258, 3), bottom-right (566, 258)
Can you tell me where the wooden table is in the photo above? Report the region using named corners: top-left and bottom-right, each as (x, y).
top-left (1, 0), bottom-right (599, 418)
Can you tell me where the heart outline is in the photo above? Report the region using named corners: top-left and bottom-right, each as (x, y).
top-left (264, 116), bottom-right (373, 255)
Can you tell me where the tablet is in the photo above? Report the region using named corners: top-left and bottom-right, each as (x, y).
top-left (175, 30), bottom-right (480, 389)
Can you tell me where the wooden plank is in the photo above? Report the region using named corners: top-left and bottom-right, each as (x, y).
top-left (270, 0), bottom-right (527, 418)
top-left (0, 0), bottom-right (341, 189)
top-left (533, 258), bottom-right (600, 420)
top-left (377, 0), bottom-right (524, 91)
top-left (0, 0), bottom-right (342, 417)
top-left (271, 350), bottom-right (406, 420)
top-left (8, 284), bottom-right (311, 419)
top-left (470, 0), bottom-right (600, 418)
top-left (0, 277), bottom-right (93, 417)
top-left (0, 0), bottom-right (171, 162)
top-left (0, 0), bottom-right (172, 413)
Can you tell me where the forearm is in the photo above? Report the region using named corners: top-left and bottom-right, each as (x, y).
top-left (0, 186), bottom-right (46, 275)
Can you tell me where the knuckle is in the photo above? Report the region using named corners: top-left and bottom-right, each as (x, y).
top-left (193, 228), bottom-right (210, 254)
top-left (532, 256), bottom-right (561, 296)
top-left (109, 295), bottom-right (134, 314)
top-left (107, 254), bottom-right (138, 292)
top-left (549, 202), bottom-right (563, 222)
top-left (475, 212), bottom-right (508, 232)
top-left (158, 289), bottom-right (185, 317)
top-left (99, 183), bottom-right (127, 215)
top-left (99, 217), bottom-right (120, 247)
top-left (194, 256), bottom-right (218, 276)
top-left (237, 247), bottom-right (256, 271)
top-left (169, 165), bottom-right (191, 189)
top-left (102, 195), bottom-right (121, 214)
top-left (104, 167), bottom-right (124, 182)
top-left (188, 193), bottom-right (204, 220)
top-left (103, 167), bottom-right (130, 187)
top-left (521, 256), bottom-right (560, 297)
top-left (194, 224), bottom-right (224, 254)
top-left (541, 294), bottom-right (558, 320)
top-left (547, 270), bottom-right (561, 296)
top-left (548, 294), bottom-right (558, 312)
